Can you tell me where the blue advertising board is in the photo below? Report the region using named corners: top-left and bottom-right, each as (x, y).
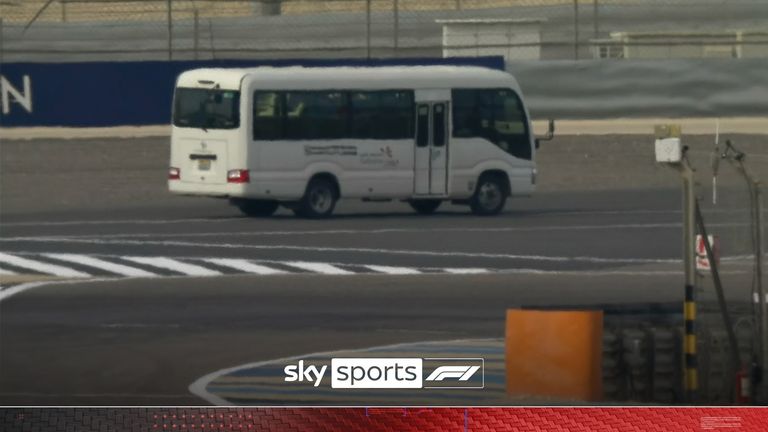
top-left (0, 57), bottom-right (504, 127)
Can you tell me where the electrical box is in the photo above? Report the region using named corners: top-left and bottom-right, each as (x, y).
top-left (654, 124), bottom-right (682, 163)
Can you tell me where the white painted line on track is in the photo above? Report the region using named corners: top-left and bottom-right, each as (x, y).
top-left (0, 281), bottom-right (53, 302)
top-left (0, 238), bottom-right (681, 264)
top-left (189, 338), bottom-right (503, 406)
top-left (44, 253), bottom-right (157, 277)
top-left (202, 258), bottom-right (287, 275)
top-left (444, 268), bottom-right (490, 274)
top-left (365, 265), bottom-right (422, 275)
top-left (0, 268), bottom-right (17, 275)
top-left (283, 261), bottom-right (355, 275)
top-left (2, 207), bottom-right (764, 228)
top-left (0, 222), bottom-right (755, 241)
top-left (0, 252), bottom-right (90, 277)
top-left (122, 256), bottom-right (221, 277)
top-left (0, 218), bottom-right (240, 227)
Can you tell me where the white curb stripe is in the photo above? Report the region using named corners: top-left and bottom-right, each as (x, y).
top-left (0, 252), bottom-right (90, 277)
top-left (365, 265), bottom-right (422, 275)
top-left (444, 268), bottom-right (489, 274)
top-left (122, 256), bottom-right (221, 276)
top-left (283, 261), bottom-right (355, 275)
top-left (45, 253), bottom-right (157, 277)
top-left (202, 258), bottom-right (287, 275)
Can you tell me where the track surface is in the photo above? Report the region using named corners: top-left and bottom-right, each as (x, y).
top-left (0, 134), bottom-right (765, 405)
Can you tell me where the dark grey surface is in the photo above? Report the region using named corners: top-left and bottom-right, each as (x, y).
top-left (0, 134), bottom-right (765, 405)
top-left (0, 272), bottom-right (754, 406)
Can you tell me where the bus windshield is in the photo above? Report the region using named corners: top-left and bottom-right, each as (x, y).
top-left (173, 88), bottom-right (240, 130)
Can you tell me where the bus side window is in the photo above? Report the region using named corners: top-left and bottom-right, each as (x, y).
top-left (416, 105), bottom-right (429, 147)
top-left (253, 91), bottom-right (283, 140)
top-left (284, 91), bottom-right (346, 140)
top-left (451, 88), bottom-right (531, 160)
top-left (350, 90), bottom-right (414, 140)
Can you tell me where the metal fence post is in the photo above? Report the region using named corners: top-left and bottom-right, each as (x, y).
top-left (208, 18), bottom-right (216, 60)
top-left (393, 0), bottom-right (399, 54)
top-left (593, 0), bottom-right (599, 39)
top-left (167, 0), bottom-right (173, 61)
top-left (573, 0), bottom-right (580, 60)
top-left (194, 9), bottom-right (199, 61)
top-left (755, 181), bottom-right (766, 400)
top-left (366, 0), bottom-right (372, 59)
top-left (0, 17), bottom-right (4, 66)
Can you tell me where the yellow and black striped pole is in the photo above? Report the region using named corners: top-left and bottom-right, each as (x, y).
top-left (655, 124), bottom-right (698, 400)
top-left (684, 283), bottom-right (698, 400)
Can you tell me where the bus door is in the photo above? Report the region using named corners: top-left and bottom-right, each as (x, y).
top-left (414, 101), bottom-right (449, 195)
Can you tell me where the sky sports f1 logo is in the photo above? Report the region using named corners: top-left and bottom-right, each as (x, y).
top-left (283, 358), bottom-right (484, 389)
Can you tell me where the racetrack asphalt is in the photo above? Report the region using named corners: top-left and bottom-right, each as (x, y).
top-left (0, 133), bottom-right (765, 405)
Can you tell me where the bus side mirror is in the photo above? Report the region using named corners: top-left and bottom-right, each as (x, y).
top-left (535, 118), bottom-right (555, 149)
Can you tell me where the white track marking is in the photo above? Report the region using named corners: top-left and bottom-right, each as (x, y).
top-left (283, 261), bottom-right (355, 275)
top-left (444, 268), bottom-right (490, 274)
top-left (365, 265), bottom-right (422, 275)
top-left (3, 207), bottom-right (764, 228)
top-left (44, 253), bottom-right (157, 277)
top-left (1, 218), bottom-right (239, 227)
top-left (1, 238), bottom-right (681, 264)
top-left (189, 338), bottom-right (499, 405)
top-left (202, 258), bottom-right (287, 275)
top-left (0, 281), bottom-right (52, 302)
top-left (0, 222), bottom-right (756, 242)
top-left (121, 256), bottom-right (221, 276)
top-left (0, 252), bottom-right (90, 277)
top-left (0, 268), bottom-right (17, 275)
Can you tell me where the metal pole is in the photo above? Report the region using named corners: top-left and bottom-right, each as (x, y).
top-left (366, 0), bottom-right (372, 59)
top-left (208, 18), bottom-right (216, 60)
top-left (755, 182), bottom-right (766, 399)
top-left (0, 18), bottom-right (4, 66)
top-left (573, 0), bottom-right (580, 60)
top-left (167, 0), bottom-right (173, 61)
top-left (393, 0), bottom-right (399, 54)
top-left (593, 0), bottom-right (599, 39)
top-left (681, 159), bottom-right (699, 402)
top-left (193, 9), bottom-right (199, 61)
top-left (696, 200), bottom-right (742, 393)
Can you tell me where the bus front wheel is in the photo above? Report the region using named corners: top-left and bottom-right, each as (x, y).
top-left (231, 199), bottom-right (279, 217)
top-left (470, 174), bottom-right (507, 216)
top-left (295, 178), bottom-right (337, 218)
top-left (409, 199), bottom-right (441, 215)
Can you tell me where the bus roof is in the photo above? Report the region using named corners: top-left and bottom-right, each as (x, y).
top-left (176, 65), bottom-right (520, 92)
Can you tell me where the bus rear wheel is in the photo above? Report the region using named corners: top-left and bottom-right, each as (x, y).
top-left (294, 178), bottom-right (337, 218)
top-left (231, 199), bottom-right (279, 217)
top-left (409, 199), bottom-right (442, 215)
top-left (470, 174), bottom-right (507, 216)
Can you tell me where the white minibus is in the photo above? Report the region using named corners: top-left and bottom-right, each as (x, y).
top-left (169, 66), bottom-right (549, 218)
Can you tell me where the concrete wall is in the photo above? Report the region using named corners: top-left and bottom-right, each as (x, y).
top-left (508, 58), bottom-right (768, 119)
